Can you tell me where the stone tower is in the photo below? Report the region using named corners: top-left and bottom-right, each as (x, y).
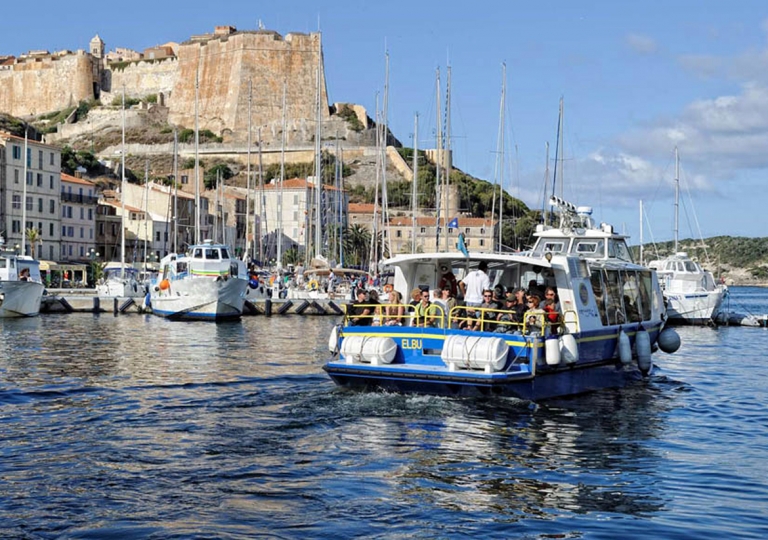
top-left (89, 34), bottom-right (105, 99)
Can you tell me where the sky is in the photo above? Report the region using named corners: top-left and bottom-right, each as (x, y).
top-left (3, 0), bottom-right (768, 244)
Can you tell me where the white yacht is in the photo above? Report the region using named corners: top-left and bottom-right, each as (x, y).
top-left (0, 241), bottom-right (45, 318)
top-left (149, 241), bottom-right (249, 321)
top-left (96, 262), bottom-right (146, 298)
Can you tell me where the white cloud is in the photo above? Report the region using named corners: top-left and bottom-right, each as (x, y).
top-left (625, 33), bottom-right (658, 54)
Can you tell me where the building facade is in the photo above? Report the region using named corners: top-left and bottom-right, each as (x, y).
top-left (60, 173), bottom-right (97, 262)
top-left (388, 216), bottom-right (497, 254)
top-left (0, 132), bottom-right (62, 260)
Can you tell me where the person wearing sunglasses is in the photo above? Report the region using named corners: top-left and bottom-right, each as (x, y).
top-left (414, 289), bottom-right (438, 328)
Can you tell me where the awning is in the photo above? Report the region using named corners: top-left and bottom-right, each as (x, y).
top-left (39, 260), bottom-right (58, 271)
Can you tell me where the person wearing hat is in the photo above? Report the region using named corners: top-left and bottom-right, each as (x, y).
top-left (495, 292), bottom-right (519, 333)
top-left (348, 288), bottom-right (373, 326)
top-left (437, 264), bottom-right (458, 298)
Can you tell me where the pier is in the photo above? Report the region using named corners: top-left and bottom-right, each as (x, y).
top-left (40, 289), bottom-right (348, 317)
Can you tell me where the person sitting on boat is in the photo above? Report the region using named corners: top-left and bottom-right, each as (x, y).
top-left (368, 289), bottom-right (383, 325)
top-left (348, 289), bottom-right (374, 326)
top-left (543, 286), bottom-right (562, 332)
top-left (19, 268), bottom-right (30, 281)
top-left (460, 261), bottom-right (490, 307)
top-left (524, 293), bottom-right (546, 335)
top-left (441, 285), bottom-right (457, 318)
top-left (527, 279), bottom-right (544, 299)
top-left (382, 290), bottom-right (405, 326)
top-left (495, 292), bottom-right (520, 334)
top-left (477, 289), bottom-right (499, 332)
top-left (438, 265), bottom-right (458, 298)
top-left (414, 289), bottom-right (439, 328)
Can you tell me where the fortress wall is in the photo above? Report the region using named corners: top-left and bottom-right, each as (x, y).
top-left (0, 52), bottom-right (96, 116)
top-left (168, 31), bottom-right (329, 144)
top-left (100, 57), bottom-right (179, 104)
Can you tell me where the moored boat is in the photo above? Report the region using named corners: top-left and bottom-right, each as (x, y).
top-left (323, 197), bottom-right (681, 400)
top-left (96, 262), bottom-right (146, 299)
top-left (149, 240), bottom-right (248, 321)
top-left (0, 240), bottom-right (45, 318)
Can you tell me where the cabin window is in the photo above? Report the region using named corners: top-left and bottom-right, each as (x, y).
top-left (607, 239), bottom-right (633, 262)
top-left (620, 270), bottom-right (642, 322)
top-left (205, 249), bottom-right (219, 260)
top-left (544, 241), bottom-right (566, 254)
top-left (684, 261), bottom-right (696, 272)
top-left (193, 248), bottom-right (203, 258)
top-left (220, 248), bottom-right (230, 259)
top-left (590, 270), bottom-right (608, 325)
top-left (573, 240), bottom-right (603, 255)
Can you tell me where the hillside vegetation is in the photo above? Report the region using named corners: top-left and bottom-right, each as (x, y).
top-left (635, 236), bottom-right (768, 282)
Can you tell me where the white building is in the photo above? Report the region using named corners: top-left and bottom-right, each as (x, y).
top-left (0, 131), bottom-right (62, 261)
top-left (60, 173), bottom-right (97, 262)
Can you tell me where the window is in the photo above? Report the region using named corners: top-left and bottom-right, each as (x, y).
top-left (26, 171), bottom-right (33, 185)
top-left (12, 220), bottom-right (20, 233)
top-left (396, 230), bottom-right (402, 238)
top-left (420, 227), bottom-right (426, 234)
top-left (69, 226), bottom-right (75, 237)
top-left (88, 209), bottom-right (93, 220)
top-left (80, 246), bottom-right (84, 257)
top-left (38, 150), bottom-right (43, 169)
top-left (37, 173), bottom-right (42, 187)
top-left (49, 223), bottom-right (54, 236)
top-left (465, 227), bottom-right (470, 234)
top-left (68, 245), bottom-right (72, 256)
top-left (12, 145), bottom-right (21, 159)
top-left (14, 169), bottom-right (19, 183)
top-left (12, 195), bottom-right (21, 209)
top-left (89, 228), bottom-right (93, 239)
top-left (50, 199), bottom-right (55, 213)
top-left (67, 207), bottom-right (73, 218)
top-left (294, 195), bottom-right (299, 204)
top-left (465, 238), bottom-right (471, 246)
top-left (80, 227), bottom-right (84, 238)
top-left (448, 227), bottom-right (453, 233)
top-left (50, 152), bottom-right (54, 166)
top-left (80, 207), bottom-right (84, 219)
top-left (26, 197), bottom-right (33, 211)
top-left (163, 231), bottom-right (168, 242)
top-left (38, 198), bottom-right (43, 212)
top-left (111, 224), bottom-right (117, 236)
top-left (156, 231), bottom-right (161, 242)
top-left (50, 175), bottom-right (54, 189)
top-left (479, 239), bottom-right (485, 247)
top-left (38, 222), bottom-right (42, 234)
top-left (181, 175), bottom-right (188, 185)
top-left (99, 223), bottom-right (104, 235)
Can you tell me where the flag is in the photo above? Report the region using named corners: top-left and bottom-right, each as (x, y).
top-left (457, 233), bottom-right (469, 257)
top-left (448, 217), bottom-right (459, 229)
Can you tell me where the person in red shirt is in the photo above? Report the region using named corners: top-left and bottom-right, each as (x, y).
top-left (438, 265), bottom-right (458, 297)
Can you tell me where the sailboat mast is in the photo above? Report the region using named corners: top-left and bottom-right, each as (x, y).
top-left (172, 129), bottom-right (178, 252)
top-left (143, 160), bottom-right (149, 270)
top-left (412, 113), bottom-right (419, 254)
top-left (369, 92), bottom-right (381, 272)
top-left (258, 128), bottom-right (265, 265)
top-left (639, 200), bottom-right (644, 265)
top-left (444, 65), bottom-right (452, 252)
top-left (497, 63), bottom-right (506, 253)
top-left (194, 69), bottom-right (201, 245)
top-left (542, 142), bottom-right (549, 226)
top-left (434, 68), bottom-right (442, 251)
top-left (120, 85), bottom-right (126, 279)
top-left (277, 82), bottom-right (286, 270)
top-left (313, 35), bottom-right (323, 260)
top-left (245, 78), bottom-right (252, 262)
top-left (381, 51), bottom-right (392, 260)
top-left (21, 122), bottom-right (28, 256)
top-left (674, 146), bottom-right (679, 253)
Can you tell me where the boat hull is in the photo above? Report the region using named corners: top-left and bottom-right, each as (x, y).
top-left (664, 289), bottom-right (725, 325)
top-left (150, 276), bottom-right (248, 321)
top-left (325, 325), bottom-right (659, 401)
top-left (0, 281), bottom-right (45, 317)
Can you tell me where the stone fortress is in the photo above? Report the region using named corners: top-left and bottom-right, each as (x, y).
top-left (0, 25), bottom-right (371, 148)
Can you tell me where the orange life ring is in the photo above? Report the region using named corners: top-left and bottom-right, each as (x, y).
top-left (383, 284), bottom-right (394, 293)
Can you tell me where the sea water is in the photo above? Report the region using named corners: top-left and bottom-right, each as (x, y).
top-left (1, 287), bottom-right (767, 539)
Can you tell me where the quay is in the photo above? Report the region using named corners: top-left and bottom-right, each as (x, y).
top-left (40, 289), bottom-right (348, 317)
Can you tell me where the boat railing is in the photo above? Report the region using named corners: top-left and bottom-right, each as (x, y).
top-left (447, 306), bottom-right (560, 336)
top-left (344, 303), bottom-right (447, 329)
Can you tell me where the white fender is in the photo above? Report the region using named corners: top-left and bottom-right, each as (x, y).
top-left (657, 327), bottom-right (681, 354)
top-left (618, 329), bottom-right (632, 365)
top-left (560, 334), bottom-right (579, 364)
top-left (328, 325), bottom-right (340, 354)
top-left (545, 336), bottom-right (561, 366)
top-left (635, 326), bottom-right (652, 374)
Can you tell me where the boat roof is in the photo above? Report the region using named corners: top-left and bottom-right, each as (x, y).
top-left (382, 251), bottom-right (551, 269)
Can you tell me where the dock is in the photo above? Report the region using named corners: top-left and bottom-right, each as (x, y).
top-left (40, 289), bottom-right (348, 317)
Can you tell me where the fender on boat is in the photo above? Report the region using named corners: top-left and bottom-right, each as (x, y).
top-left (618, 328), bottom-right (632, 365)
top-left (328, 325), bottom-right (340, 354)
top-left (560, 334), bottom-right (579, 364)
top-left (657, 327), bottom-right (681, 354)
top-left (635, 326), bottom-right (652, 374)
top-left (545, 335), bottom-right (561, 366)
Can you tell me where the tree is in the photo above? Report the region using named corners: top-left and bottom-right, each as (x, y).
top-left (204, 164), bottom-right (234, 190)
top-left (343, 224), bottom-right (371, 267)
top-left (25, 228), bottom-right (40, 259)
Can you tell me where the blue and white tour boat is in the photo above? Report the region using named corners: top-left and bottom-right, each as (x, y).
top-left (323, 197), bottom-right (681, 400)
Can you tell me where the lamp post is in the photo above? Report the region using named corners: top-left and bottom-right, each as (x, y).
top-left (88, 248), bottom-right (100, 287)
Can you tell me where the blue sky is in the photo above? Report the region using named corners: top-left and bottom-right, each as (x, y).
top-left (3, 0), bottom-right (768, 243)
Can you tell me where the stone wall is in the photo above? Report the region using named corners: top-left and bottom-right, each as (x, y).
top-left (100, 57), bottom-right (179, 105)
top-left (0, 51), bottom-right (96, 116)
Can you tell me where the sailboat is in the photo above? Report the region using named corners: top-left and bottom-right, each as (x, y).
top-left (96, 87), bottom-right (146, 300)
top-left (148, 71), bottom-right (249, 321)
top-left (646, 148), bottom-right (727, 325)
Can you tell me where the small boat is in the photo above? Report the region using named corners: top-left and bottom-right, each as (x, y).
top-left (323, 197), bottom-right (681, 400)
top-left (647, 252), bottom-right (726, 325)
top-left (149, 240), bottom-right (249, 321)
top-left (96, 262), bottom-right (146, 298)
top-left (646, 148), bottom-right (726, 325)
top-left (0, 240), bottom-right (45, 318)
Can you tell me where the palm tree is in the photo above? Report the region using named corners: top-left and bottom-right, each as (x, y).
top-left (25, 228), bottom-right (40, 259)
top-left (343, 224), bottom-right (371, 267)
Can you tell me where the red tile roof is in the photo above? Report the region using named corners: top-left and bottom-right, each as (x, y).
top-left (349, 203), bottom-right (376, 214)
top-left (61, 173), bottom-right (95, 186)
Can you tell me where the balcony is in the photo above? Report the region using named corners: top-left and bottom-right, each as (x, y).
top-left (61, 192), bottom-right (99, 205)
